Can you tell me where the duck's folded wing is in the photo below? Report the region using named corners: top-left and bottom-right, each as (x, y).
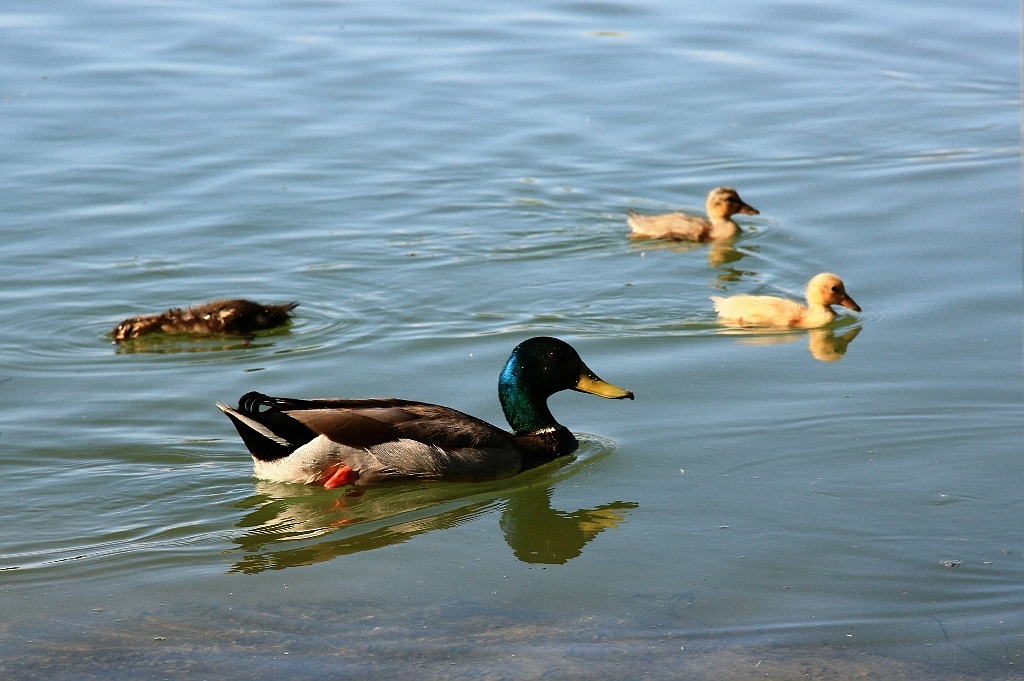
top-left (221, 392), bottom-right (523, 481)
top-left (247, 392), bottom-right (510, 450)
top-left (289, 406), bottom-right (419, 448)
top-left (278, 396), bottom-right (519, 480)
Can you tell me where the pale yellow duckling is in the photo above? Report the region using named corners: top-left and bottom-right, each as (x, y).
top-left (627, 187), bottom-right (759, 241)
top-left (712, 273), bottom-right (861, 329)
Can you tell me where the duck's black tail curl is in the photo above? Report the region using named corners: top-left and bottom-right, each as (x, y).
top-left (238, 391), bottom-right (273, 414)
top-left (218, 392), bottom-right (318, 461)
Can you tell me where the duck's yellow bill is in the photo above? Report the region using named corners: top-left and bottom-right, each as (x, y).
top-left (576, 373), bottom-right (634, 400)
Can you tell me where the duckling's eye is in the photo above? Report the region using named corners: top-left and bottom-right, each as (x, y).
top-left (830, 286), bottom-right (840, 292)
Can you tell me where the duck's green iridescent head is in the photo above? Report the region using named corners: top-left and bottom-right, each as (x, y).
top-left (498, 336), bottom-right (634, 435)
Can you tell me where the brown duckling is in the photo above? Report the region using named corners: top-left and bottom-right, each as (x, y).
top-left (712, 273), bottom-right (861, 329)
top-left (627, 186), bottom-right (759, 241)
top-left (113, 299), bottom-right (298, 341)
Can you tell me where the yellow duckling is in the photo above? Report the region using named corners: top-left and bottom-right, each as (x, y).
top-left (627, 187), bottom-right (759, 241)
top-left (712, 273), bottom-right (861, 329)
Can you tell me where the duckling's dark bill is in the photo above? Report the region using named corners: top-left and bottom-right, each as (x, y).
top-left (576, 372), bottom-right (634, 400)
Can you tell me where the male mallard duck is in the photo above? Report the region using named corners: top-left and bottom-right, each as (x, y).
top-left (216, 336), bottom-right (634, 488)
top-left (712, 272), bottom-right (861, 329)
top-left (627, 187), bottom-right (759, 241)
top-left (113, 299), bottom-right (298, 341)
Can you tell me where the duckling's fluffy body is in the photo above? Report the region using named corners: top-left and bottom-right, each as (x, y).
top-left (712, 273), bottom-right (861, 329)
top-left (628, 187), bottom-right (759, 241)
top-left (113, 299), bottom-right (298, 341)
top-left (216, 337), bottom-right (634, 488)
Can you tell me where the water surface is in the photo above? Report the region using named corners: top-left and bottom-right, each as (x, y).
top-left (0, 0), bottom-right (1020, 678)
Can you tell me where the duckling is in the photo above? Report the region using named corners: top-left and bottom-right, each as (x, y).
top-left (216, 336), bottom-right (634, 488)
top-left (627, 187), bottom-right (759, 241)
top-left (113, 299), bottom-right (298, 341)
top-left (712, 273), bottom-right (861, 329)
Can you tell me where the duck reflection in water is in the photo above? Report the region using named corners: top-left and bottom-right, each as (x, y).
top-left (718, 325), bottom-right (862, 362)
top-left (499, 488), bottom-right (635, 565)
top-left (228, 442), bottom-right (637, 573)
top-left (113, 337), bottom-right (280, 354)
top-left (631, 235), bottom-right (753, 269)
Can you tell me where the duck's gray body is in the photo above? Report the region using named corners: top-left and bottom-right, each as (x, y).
top-left (217, 337), bottom-right (633, 488)
top-left (217, 394), bottom-right (574, 485)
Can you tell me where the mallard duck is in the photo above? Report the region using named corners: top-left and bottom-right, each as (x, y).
top-left (216, 336), bottom-right (634, 488)
top-left (627, 187), bottom-right (759, 241)
top-left (113, 299), bottom-right (298, 341)
top-left (712, 272), bottom-right (861, 329)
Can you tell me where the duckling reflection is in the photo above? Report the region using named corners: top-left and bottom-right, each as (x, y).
top-left (808, 326), bottom-right (861, 361)
top-left (714, 266), bottom-right (760, 284)
top-left (113, 336), bottom-right (279, 355)
top-left (229, 455), bottom-right (637, 572)
top-left (630, 236), bottom-right (750, 269)
top-left (718, 325), bottom-right (862, 362)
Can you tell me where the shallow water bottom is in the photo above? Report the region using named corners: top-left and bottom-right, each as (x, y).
top-left (2, 599), bottom-right (1019, 680)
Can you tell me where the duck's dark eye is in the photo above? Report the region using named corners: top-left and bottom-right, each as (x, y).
top-left (831, 286), bottom-right (840, 292)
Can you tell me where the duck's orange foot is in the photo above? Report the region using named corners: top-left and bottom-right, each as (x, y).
top-left (323, 465), bottom-right (358, 489)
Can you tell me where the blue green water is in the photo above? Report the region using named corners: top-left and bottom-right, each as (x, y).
top-left (1, 0), bottom-right (1021, 678)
